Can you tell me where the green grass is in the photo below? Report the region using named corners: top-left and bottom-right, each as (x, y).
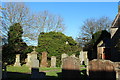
top-left (5, 65), bottom-right (86, 79)
top-left (6, 65), bottom-right (31, 73)
top-left (6, 65), bottom-right (61, 77)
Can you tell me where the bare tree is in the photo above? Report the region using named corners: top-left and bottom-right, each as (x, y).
top-left (77, 16), bottom-right (112, 46)
top-left (33, 10), bottom-right (65, 35)
top-left (1, 3), bottom-right (65, 44)
top-left (1, 2), bottom-right (35, 40)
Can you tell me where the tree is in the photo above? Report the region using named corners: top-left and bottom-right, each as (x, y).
top-left (1, 3), bottom-right (65, 43)
top-left (32, 10), bottom-right (65, 40)
top-left (2, 23), bottom-right (28, 64)
top-left (37, 32), bottom-right (80, 67)
top-left (77, 17), bottom-right (112, 47)
top-left (1, 2), bottom-right (34, 39)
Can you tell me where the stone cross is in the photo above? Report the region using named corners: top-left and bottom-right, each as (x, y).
top-left (14, 54), bottom-right (21, 66)
top-left (50, 56), bottom-right (56, 68)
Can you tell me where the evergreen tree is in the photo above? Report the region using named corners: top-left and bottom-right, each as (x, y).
top-left (2, 23), bottom-right (28, 64)
top-left (37, 32), bottom-right (80, 66)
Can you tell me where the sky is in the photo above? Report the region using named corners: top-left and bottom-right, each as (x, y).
top-left (25, 2), bottom-right (118, 38)
top-left (2, 2), bottom-right (119, 46)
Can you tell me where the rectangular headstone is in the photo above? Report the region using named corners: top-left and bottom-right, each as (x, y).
top-left (26, 49), bottom-right (39, 68)
top-left (40, 52), bottom-right (48, 67)
top-left (50, 56), bottom-right (56, 68)
top-left (89, 59), bottom-right (116, 80)
top-left (62, 56), bottom-right (81, 79)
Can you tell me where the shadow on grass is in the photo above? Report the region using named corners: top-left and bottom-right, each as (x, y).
top-left (2, 69), bottom-right (89, 80)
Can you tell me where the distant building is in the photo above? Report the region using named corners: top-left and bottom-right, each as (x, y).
top-left (86, 3), bottom-right (120, 61)
top-left (110, 4), bottom-right (120, 62)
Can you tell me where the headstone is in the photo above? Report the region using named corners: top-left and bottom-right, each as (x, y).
top-left (62, 56), bottom-right (81, 79)
top-left (26, 48), bottom-right (39, 68)
top-left (40, 52), bottom-right (48, 67)
top-left (83, 51), bottom-right (88, 65)
top-left (79, 51), bottom-right (88, 65)
top-left (50, 56), bottom-right (56, 68)
top-left (115, 62), bottom-right (120, 80)
top-left (89, 59), bottom-right (116, 80)
top-left (70, 54), bottom-right (76, 57)
top-left (61, 53), bottom-right (68, 60)
top-left (61, 53), bottom-right (68, 67)
top-left (26, 53), bottom-right (31, 67)
top-left (14, 54), bottom-right (21, 66)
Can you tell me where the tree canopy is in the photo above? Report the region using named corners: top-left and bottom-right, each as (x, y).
top-left (2, 23), bottom-right (32, 64)
top-left (77, 17), bottom-right (112, 47)
top-left (37, 32), bottom-right (80, 66)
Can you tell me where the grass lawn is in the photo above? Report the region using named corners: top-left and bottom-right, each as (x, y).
top-left (4, 65), bottom-right (86, 79)
top-left (6, 65), bottom-right (61, 76)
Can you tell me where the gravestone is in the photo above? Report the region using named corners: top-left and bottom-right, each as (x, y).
top-left (40, 52), bottom-right (48, 67)
top-left (30, 49), bottom-right (39, 68)
top-left (62, 56), bottom-right (81, 79)
top-left (26, 53), bottom-right (31, 67)
top-left (70, 54), bottom-right (76, 57)
top-left (61, 53), bottom-right (68, 60)
top-left (14, 54), bottom-right (21, 66)
top-left (114, 62), bottom-right (120, 80)
top-left (89, 59), bottom-right (116, 80)
top-left (79, 51), bottom-right (84, 64)
top-left (61, 53), bottom-right (68, 67)
top-left (50, 56), bottom-right (56, 68)
top-left (26, 48), bottom-right (39, 68)
top-left (79, 51), bottom-right (88, 65)
top-left (83, 51), bottom-right (88, 65)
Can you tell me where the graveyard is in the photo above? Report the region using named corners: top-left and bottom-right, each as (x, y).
top-left (1, 2), bottom-right (120, 80)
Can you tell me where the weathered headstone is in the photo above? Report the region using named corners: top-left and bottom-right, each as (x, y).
top-left (83, 51), bottom-right (88, 65)
top-left (62, 56), bottom-right (81, 79)
top-left (79, 51), bottom-right (84, 64)
top-left (40, 52), bottom-right (48, 67)
top-left (29, 48), bottom-right (40, 79)
top-left (50, 56), bottom-right (56, 68)
top-left (14, 54), bottom-right (21, 66)
top-left (61, 53), bottom-right (68, 67)
top-left (115, 62), bottom-right (120, 80)
top-left (26, 53), bottom-right (31, 67)
top-left (70, 54), bottom-right (76, 57)
top-left (79, 51), bottom-right (88, 65)
top-left (61, 53), bottom-right (68, 60)
top-left (89, 59), bottom-right (116, 80)
top-left (26, 48), bottom-right (39, 68)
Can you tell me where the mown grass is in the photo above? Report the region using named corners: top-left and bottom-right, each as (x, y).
top-left (4, 65), bottom-right (86, 79)
top-left (6, 65), bottom-right (61, 76)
